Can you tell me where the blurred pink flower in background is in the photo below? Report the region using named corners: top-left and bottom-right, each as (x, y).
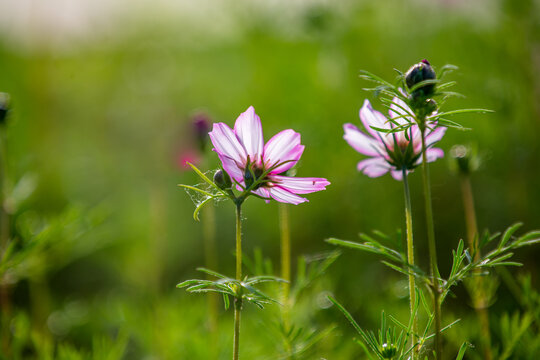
top-left (175, 111), bottom-right (212, 171)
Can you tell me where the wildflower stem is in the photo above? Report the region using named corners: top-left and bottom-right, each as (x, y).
top-left (460, 174), bottom-right (492, 360)
top-left (279, 203), bottom-right (291, 328)
top-left (233, 202), bottom-right (243, 360)
top-left (402, 168), bottom-right (417, 358)
top-left (420, 129), bottom-right (442, 358)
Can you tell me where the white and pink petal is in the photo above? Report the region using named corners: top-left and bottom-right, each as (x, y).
top-left (425, 147), bottom-right (444, 163)
top-left (233, 106), bottom-right (264, 164)
top-left (425, 126), bottom-right (447, 147)
top-left (356, 157), bottom-right (391, 178)
top-left (263, 129), bottom-right (303, 169)
top-left (271, 175), bottom-right (330, 194)
top-left (269, 145), bottom-right (304, 175)
top-left (389, 97), bottom-right (414, 126)
top-left (267, 186), bottom-right (308, 205)
top-left (343, 123), bottom-right (383, 157)
top-left (359, 100), bottom-right (390, 137)
top-left (209, 123), bottom-right (247, 164)
top-left (217, 154), bottom-right (245, 183)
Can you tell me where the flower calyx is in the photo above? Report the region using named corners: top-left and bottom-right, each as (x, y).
top-left (384, 132), bottom-right (421, 172)
top-left (243, 156), bottom-right (266, 190)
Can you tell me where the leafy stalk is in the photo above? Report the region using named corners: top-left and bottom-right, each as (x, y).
top-left (233, 202), bottom-right (242, 360)
top-left (402, 168), bottom-right (418, 358)
top-left (420, 127), bottom-right (442, 358)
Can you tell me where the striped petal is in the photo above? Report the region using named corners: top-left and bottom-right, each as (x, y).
top-left (343, 123), bottom-right (383, 157)
top-left (234, 106), bottom-right (264, 165)
top-left (271, 175), bottom-right (330, 194)
top-left (267, 186), bottom-right (308, 205)
top-left (209, 123), bottom-right (247, 165)
top-left (357, 157), bottom-right (391, 178)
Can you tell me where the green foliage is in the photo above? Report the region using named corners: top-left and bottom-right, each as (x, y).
top-left (177, 267), bottom-right (285, 310)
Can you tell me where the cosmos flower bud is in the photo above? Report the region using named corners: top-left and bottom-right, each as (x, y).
top-left (192, 112), bottom-right (212, 152)
top-left (405, 59), bottom-right (436, 99)
top-left (0, 93), bottom-right (10, 125)
top-left (213, 169), bottom-right (232, 190)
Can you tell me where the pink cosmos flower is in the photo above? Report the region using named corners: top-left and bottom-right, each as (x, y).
top-left (208, 106), bottom-right (330, 205)
top-left (343, 97), bottom-right (446, 180)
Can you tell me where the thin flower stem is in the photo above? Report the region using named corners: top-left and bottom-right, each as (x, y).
top-left (233, 202), bottom-right (243, 360)
top-left (460, 174), bottom-right (492, 360)
top-left (420, 130), bottom-right (442, 359)
top-left (402, 168), bottom-right (417, 358)
top-left (279, 203), bottom-right (294, 357)
top-left (279, 203), bottom-right (291, 328)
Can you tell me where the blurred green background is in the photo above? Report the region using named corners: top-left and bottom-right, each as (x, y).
top-left (0, 0), bottom-right (539, 358)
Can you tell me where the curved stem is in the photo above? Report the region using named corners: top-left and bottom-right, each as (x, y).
top-left (420, 130), bottom-right (441, 358)
top-left (402, 168), bottom-right (417, 358)
top-left (233, 203), bottom-right (243, 360)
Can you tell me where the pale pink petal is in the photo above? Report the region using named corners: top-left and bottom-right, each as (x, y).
top-left (410, 125), bottom-right (423, 152)
top-left (357, 157), bottom-right (391, 178)
top-left (252, 187), bottom-right (271, 201)
top-left (343, 123), bottom-right (383, 157)
top-left (209, 123), bottom-right (247, 164)
top-left (267, 186), bottom-right (308, 205)
top-left (426, 148), bottom-right (444, 162)
top-left (359, 99), bottom-right (390, 137)
top-left (413, 148), bottom-right (444, 167)
top-left (271, 175), bottom-right (330, 194)
top-left (425, 126), bottom-right (447, 146)
top-left (389, 97), bottom-right (414, 126)
top-left (263, 129), bottom-right (303, 169)
top-left (391, 169), bottom-right (406, 181)
top-left (217, 154), bottom-right (244, 183)
top-left (234, 106), bottom-right (264, 164)
top-left (269, 145), bottom-right (304, 174)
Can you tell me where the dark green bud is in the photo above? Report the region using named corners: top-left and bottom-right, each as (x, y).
top-left (405, 59), bottom-right (436, 98)
top-left (0, 93), bottom-right (10, 125)
top-left (213, 169), bottom-right (232, 190)
top-left (380, 343), bottom-right (397, 359)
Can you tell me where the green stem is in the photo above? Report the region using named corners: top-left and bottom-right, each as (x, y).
top-left (279, 204), bottom-right (291, 323)
top-left (402, 168), bottom-right (417, 358)
top-left (279, 203), bottom-right (293, 357)
top-left (233, 203), bottom-right (243, 360)
top-left (420, 130), bottom-right (441, 358)
top-left (460, 174), bottom-right (492, 360)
